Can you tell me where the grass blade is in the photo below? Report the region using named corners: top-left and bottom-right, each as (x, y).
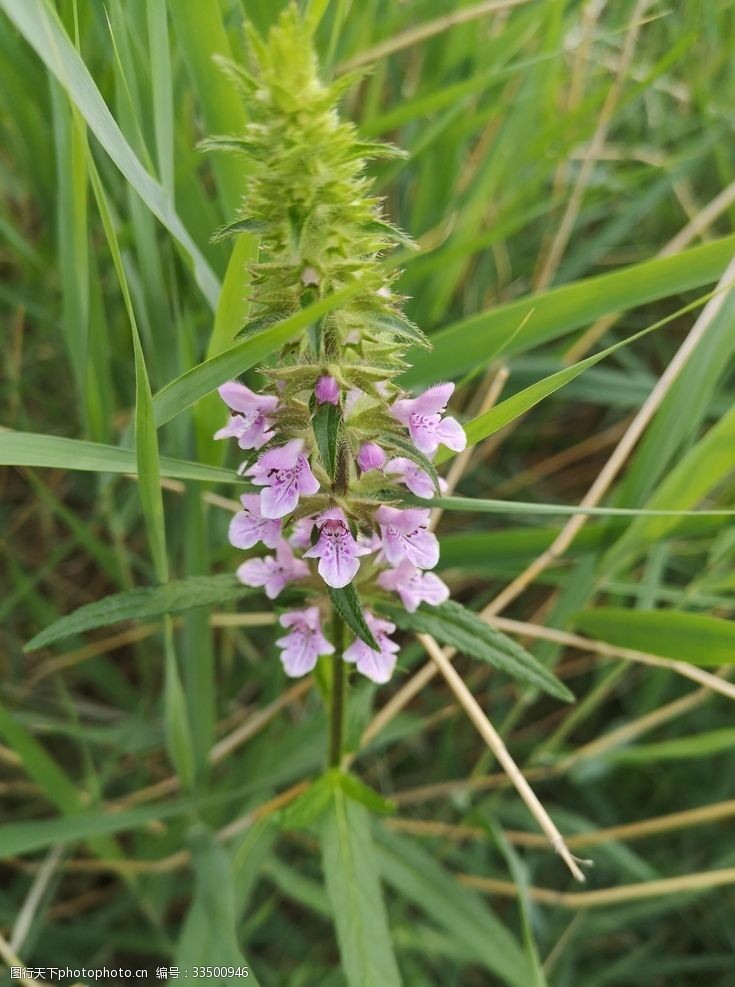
top-left (0, 0), bottom-right (219, 306)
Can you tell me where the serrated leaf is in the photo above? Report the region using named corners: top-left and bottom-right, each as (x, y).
top-left (197, 134), bottom-right (259, 156)
top-left (321, 788), bottom-right (403, 987)
top-left (379, 431), bottom-right (440, 494)
top-left (377, 600), bottom-right (573, 702)
top-left (313, 401), bottom-right (341, 479)
top-left (26, 575), bottom-right (254, 651)
top-left (348, 140), bottom-right (408, 161)
top-left (364, 218), bottom-right (416, 250)
top-left (212, 53), bottom-right (258, 94)
top-left (235, 312), bottom-right (290, 340)
top-left (210, 217), bottom-right (268, 244)
top-left (372, 312), bottom-right (431, 349)
top-left (328, 583), bottom-right (380, 651)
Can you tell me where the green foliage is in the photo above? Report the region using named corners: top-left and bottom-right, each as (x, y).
top-left (328, 583), bottom-right (380, 650)
top-left (574, 608), bottom-right (735, 665)
top-left (377, 599), bottom-right (573, 702)
top-left (321, 787), bottom-right (402, 987)
top-left (25, 575), bottom-right (254, 650)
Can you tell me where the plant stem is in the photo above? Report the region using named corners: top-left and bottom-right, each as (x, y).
top-left (328, 612), bottom-right (346, 768)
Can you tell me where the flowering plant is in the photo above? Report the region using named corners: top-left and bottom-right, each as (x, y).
top-left (210, 8), bottom-right (466, 699)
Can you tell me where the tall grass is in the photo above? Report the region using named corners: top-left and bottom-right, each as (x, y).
top-left (1, 1), bottom-right (735, 984)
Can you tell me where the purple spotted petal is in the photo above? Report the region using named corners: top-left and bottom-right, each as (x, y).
top-left (276, 606), bottom-right (334, 677)
top-left (303, 507), bottom-right (371, 588)
top-left (248, 440), bottom-right (320, 519)
top-left (375, 505), bottom-right (439, 570)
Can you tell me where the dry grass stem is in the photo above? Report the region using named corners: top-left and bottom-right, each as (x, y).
top-left (387, 796), bottom-right (735, 848)
top-left (459, 866), bottom-right (735, 908)
top-left (491, 616), bottom-right (735, 702)
top-left (417, 632), bottom-right (589, 881)
top-left (0, 930), bottom-right (64, 986)
top-left (484, 253), bottom-right (735, 618)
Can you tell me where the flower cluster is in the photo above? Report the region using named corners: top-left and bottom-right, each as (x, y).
top-left (210, 8), bottom-right (466, 684)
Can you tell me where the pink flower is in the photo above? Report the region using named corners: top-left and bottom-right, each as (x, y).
top-left (384, 456), bottom-right (434, 499)
top-left (289, 515), bottom-right (315, 550)
top-left (229, 494), bottom-right (282, 550)
top-left (344, 612), bottom-right (400, 684)
top-left (378, 559), bottom-right (449, 612)
top-left (303, 507), bottom-right (371, 588)
top-left (357, 442), bottom-right (386, 473)
top-left (391, 383), bottom-right (466, 456)
top-left (215, 381), bottom-right (279, 450)
top-left (315, 374), bottom-right (340, 405)
top-left (375, 505), bottom-right (439, 570)
top-left (276, 606), bottom-right (334, 677)
top-left (247, 439), bottom-right (320, 519)
top-left (236, 540), bottom-right (308, 599)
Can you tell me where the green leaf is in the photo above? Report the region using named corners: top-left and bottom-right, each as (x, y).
top-left (435, 286), bottom-right (721, 465)
top-left (338, 773), bottom-right (396, 816)
top-left (607, 729), bottom-right (735, 764)
top-left (0, 431), bottom-right (236, 484)
top-left (403, 233), bottom-right (735, 387)
top-left (603, 402), bottom-right (735, 573)
top-left (328, 583), bottom-right (380, 651)
top-left (404, 494), bottom-right (735, 519)
top-left (615, 290), bottom-right (735, 511)
top-left (321, 787), bottom-right (403, 987)
top-left (0, 701), bottom-right (83, 814)
top-left (377, 600), bottom-right (573, 702)
top-left (168, 0), bottom-right (249, 216)
top-left (313, 400), bottom-right (341, 479)
top-left (177, 828), bottom-right (261, 986)
top-left (0, 800), bottom-right (188, 860)
top-left (197, 134), bottom-right (259, 156)
top-left (372, 311), bottom-right (431, 349)
top-left (25, 575), bottom-right (254, 651)
top-left (88, 154), bottom-right (167, 579)
top-left (573, 608), bottom-right (735, 666)
top-left (210, 217), bottom-right (268, 243)
top-left (373, 828), bottom-right (532, 987)
top-left (277, 774), bottom-right (335, 831)
top-left (0, 0), bottom-right (219, 307)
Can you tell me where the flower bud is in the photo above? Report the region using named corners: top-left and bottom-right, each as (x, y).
top-left (315, 374), bottom-right (340, 406)
top-left (357, 442), bottom-right (386, 472)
